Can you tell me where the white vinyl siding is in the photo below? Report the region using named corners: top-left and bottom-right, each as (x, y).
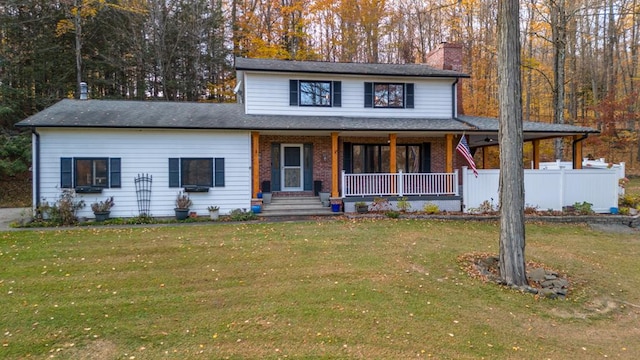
top-left (243, 72), bottom-right (454, 118)
top-left (36, 128), bottom-right (251, 218)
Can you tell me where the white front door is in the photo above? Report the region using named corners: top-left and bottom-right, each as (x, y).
top-left (281, 144), bottom-right (304, 191)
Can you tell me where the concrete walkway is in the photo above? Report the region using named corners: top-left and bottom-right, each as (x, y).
top-left (0, 207), bottom-right (31, 231)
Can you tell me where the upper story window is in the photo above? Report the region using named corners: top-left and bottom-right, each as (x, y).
top-left (374, 83), bottom-right (404, 108)
top-left (300, 81), bottom-right (331, 106)
top-left (290, 80), bottom-right (341, 107)
top-left (364, 82), bottom-right (414, 109)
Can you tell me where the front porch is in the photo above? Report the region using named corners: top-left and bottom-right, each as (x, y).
top-left (249, 124), bottom-right (603, 214)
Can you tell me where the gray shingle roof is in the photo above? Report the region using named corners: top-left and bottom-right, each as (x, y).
top-left (235, 57), bottom-right (470, 78)
top-left (458, 115), bottom-right (598, 134)
top-left (17, 99), bottom-right (598, 138)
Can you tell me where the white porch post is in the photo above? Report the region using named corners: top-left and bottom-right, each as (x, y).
top-left (454, 169), bottom-right (459, 196)
top-left (397, 170), bottom-right (403, 196)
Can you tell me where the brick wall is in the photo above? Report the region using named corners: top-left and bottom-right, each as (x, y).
top-left (258, 135), bottom-right (333, 193)
top-left (257, 134), bottom-right (473, 193)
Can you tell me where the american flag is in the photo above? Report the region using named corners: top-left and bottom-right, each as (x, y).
top-left (456, 135), bottom-right (478, 177)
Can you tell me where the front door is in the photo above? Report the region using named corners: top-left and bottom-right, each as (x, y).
top-left (282, 144), bottom-right (304, 191)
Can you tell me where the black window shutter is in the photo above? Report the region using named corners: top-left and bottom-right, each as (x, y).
top-left (303, 144), bottom-right (313, 191)
top-left (343, 142), bottom-right (352, 173)
top-left (61, 158), bottom-right (72, 188)
top-left (421, 143), bottom-right (431, 173)
top-left (289, 80), bottom-right (299, 106)
top-left (214, 158), bottom-right (225, 187)
top-left (169, 158), bottom-right (180, 187)
top-left (332, 81), bottom-right (342, 107)
top-left (271, 143), bottom-right (281, 191)
top-left (110, 158), bottom-right (121, 188)
top-left (364, 82), bottom-right (373, 108)
top-left (406, 83), bottom-right (414, 108)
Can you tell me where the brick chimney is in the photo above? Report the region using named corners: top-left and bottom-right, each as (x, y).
top-left (425, 42), bottom-right (464, 115)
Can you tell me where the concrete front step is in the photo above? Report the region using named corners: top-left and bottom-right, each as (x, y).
top-left (259, 209), bottom-right (338, 217)
top-left (260, 196), bottom-right (338, 217)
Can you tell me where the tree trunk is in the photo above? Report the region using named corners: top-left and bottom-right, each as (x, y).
top-left (551, 0), bottom-right (567, 160)
top-left (74, 0), bottom-right (83, 99)
top-left (497, 0), bottom-right (527, 287)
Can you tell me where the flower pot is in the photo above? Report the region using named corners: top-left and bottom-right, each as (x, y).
top-left (209, 210), bottom-right (219, 220)
top-left (331, 203), bottom-right (341, 212)
top-left (262, 192), bottom-right (272, 204)
top-left (319, 192), bottom-right (330, 203)
top-left (355, 205), bottom-right (368, 213)
top-left (174, 208), bottom-right (189, 220)
top-left (251, 204), bottom-right (262, 214)
top-left (94, 211), bottom-right (110, 222)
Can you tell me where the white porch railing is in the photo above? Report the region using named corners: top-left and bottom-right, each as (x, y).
top-left (341, 170), bottom-right (459, 197)
top-left (461, 166), bottom-right (619, 213)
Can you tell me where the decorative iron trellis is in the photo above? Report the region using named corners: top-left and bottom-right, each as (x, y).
top-left (134, 174), bottom-right (152, 216)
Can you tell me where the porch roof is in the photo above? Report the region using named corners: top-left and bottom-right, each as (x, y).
top-left (17, 100), bottom-right (599, 145)
top-left (235, 57), bottom-right (470, 78)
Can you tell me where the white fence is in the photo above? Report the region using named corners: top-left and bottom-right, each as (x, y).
top-left (461, 167), bottom-right (620, 213)
top-left (341, 170), bottom-right (459, 197)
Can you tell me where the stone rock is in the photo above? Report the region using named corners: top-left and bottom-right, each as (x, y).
top-left (539, 288), bottom-right (558, 299)
top-left (527, 268), bottom-right (547, 282)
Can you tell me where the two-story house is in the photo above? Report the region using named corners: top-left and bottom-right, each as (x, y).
top-left (17, 43), bottom-right (600, 218)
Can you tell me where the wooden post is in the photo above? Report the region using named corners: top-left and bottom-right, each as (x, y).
top-left (445, 134), bottom-right (454, 173)
top-left (532, 139), bottom-right (540, 169)
top-left (389, 133), bottom-right (397, 173)
top-left (251, 132), bottom-right (260, 198)
top-left (389, 133), bottom-right (397, 194)
top-left (573, 135), bottom-right (583, 169)
top-left (482, 147), bottom-right (488, 169)
top-left (331, 132), bottom-right (339, 198)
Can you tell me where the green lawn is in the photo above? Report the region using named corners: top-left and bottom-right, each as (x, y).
top-left (1, 219), bottom-right (639, 359)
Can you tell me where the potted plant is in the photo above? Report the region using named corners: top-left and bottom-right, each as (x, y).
top-left (91, 196), bottom-right (115, 222)
top-left (319, 191), bottom-right (330, 207)
top-left (174, 191), bottom-right (192, 220)
top-left (207, 205), bottom-right (220, 220)
top-left (354, 201), bottom-right (368, 213)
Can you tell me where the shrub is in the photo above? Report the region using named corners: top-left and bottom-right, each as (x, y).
top-left (49, 189), bottom-right (85, 225)
top-left (572, 201), bottom-right (594, 215)
top-left (229, 208), bottom-right (257, 221)
top-left (423, 203), bottom-right (439, 214)
top-left (396, 197), bottom-right (411, 212)
top-left (370, 197), bottom-right (390, 212)
top-left (619, 194), bottom-right (640, 208)
top-left (385, 210), bottom-right (400, 218)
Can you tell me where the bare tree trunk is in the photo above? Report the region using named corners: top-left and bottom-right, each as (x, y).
top-left (551, 0), bottom-right (567, 160)
top-left (73, 0), bottom-right (83, 98)
top-left (497, 0), bottom-right (527, 287)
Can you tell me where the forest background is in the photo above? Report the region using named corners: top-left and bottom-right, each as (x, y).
top-left (1, 0), bottom-right (639, 205)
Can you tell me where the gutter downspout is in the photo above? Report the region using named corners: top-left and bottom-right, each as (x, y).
top-left (451, 78), bottom-right (459, 118)
top-left (32, 129), bottom-right (40, 212)
top-left (572, 133), bottom-right (589, 168)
